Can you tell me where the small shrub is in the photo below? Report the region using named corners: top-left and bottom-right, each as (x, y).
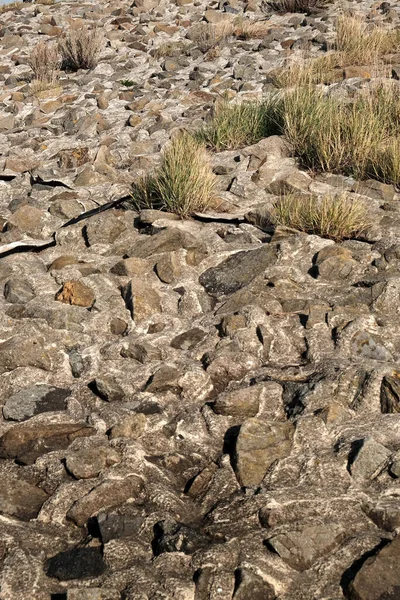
top-left (272, 194), bottom-right (371, 240)
top-left (131, 132), bottom-right (216, 216)
top-left (195, 96), bottom-right (284, 151)
top-left (59, 26), bottom-right (103, 71)
top-left (265, 0), bottom-right (331, 15)
top-left (120, 79), bottom-right (135, 87)
top-left (28, 41), bottom-right (61, 92)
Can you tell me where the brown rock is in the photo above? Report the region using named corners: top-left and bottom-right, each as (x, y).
top-left (109, 414), bottom-right (147, 440)
top-left (67, 475), bottom-right (144, 526)
top-left (0, 335), bottom-right (56, 373)
top-left (234, 418), bottom-right (294, 487)
top-left (0, 475), bottom-right (49, 521)
top-left (213, 385), bottom-right (262, 419)
top-left (56, 281), bottom-right (95, 308)
top-left (347, 535), bottom-right (400, 599)
top-left (0, 422), bottom-right (96, 465)
top-left (121, 278), bottom-right (161, 322)
top-left (48, 256), bottom-right (80, 271)
top-left (66, 446), bottom-right (121, 479)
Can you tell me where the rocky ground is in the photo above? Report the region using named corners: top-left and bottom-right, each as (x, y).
top-left (1, 0), bottom-right (400, 599)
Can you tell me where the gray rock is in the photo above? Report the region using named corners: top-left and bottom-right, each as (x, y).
top-left (170, 328), bottom-right (207, 350)
top-left (349, 437), bottom-right (391, 482)
top-left (3, 385), bottom-right (71, 422)
top-left (46, 547), bottom-right (106, 581)
top-left (90, 376), bottom-right (125, 402)
top-left (199, 245), bottom-right (276, 297)
top-left (233, 570), bottom-right (276, 600)
top-left (3, 278), bottom-right (35, 304)
top-left (0, 336), bottom-right (58, 373)
top-left (267, 523), bottom-right (345, 571)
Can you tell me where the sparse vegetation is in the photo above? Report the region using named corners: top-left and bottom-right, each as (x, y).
top-left (265, 0), bottom-right (331, 15)
top-left (59, 26), bottom-right (103, 71)
top-left (131, 132), bottom-right (216, 216)
top-left (283, 84), bottom-right (400, 184)
top-left (28, 41), bottom-right (61, 92)
top-left (274, 15), bottom-right (399, 88)
top-left (120, 80), bottom-right (135, 87)
top-left (271, 193), bottom-right (371, 240)
top-left (195, 96), bottom-right (284, 151)
top-left (0, 2), bottom-right (24, 14)
top-left (192, 23), bottom-right (234, 53)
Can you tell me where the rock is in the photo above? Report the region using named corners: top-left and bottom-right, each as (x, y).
top-left (0, 422), bottom-right (96, 465)
top-left (66, 446), bottom-right (121, 479)
top-left (144, 365), bottom-right (182, 394)
top-left (346, 535), bottom-right (400, 600)
top-left (0, 475), bottom-right (48, 521)
top-left (3, 278), bottom-right (35, 304)
top-left (45, 547), bottom-right (106, 581)
top-left (0, 336), bottom-right (57, 373)
top-left (130, 228), bottom-right (207, 265)
top-left (67, 590), bottom-right (120, 600)
top-left (267, 523), bottom-right (345, 571)
top-left (349, 437), bottom-right (391, 482)
top-left (170, 328), bottom-right (207, 350)
top-left (121, 341), bottom-right (161, 362)
top-left (48, 255), bottom-right (80, 271)
top-left (55, 281), bottom-right (96, 308)
top-left (97, 512), bottom-right (145, 543)
top-left (152, 519), bottom-right (208, 555)
top-left (350, 330), bottom-right (392, 362)
top-left (2, 384), bottom-right (71, 422)
top-left (110, 257), bottom-right (150, 277)
top-left (84, 213), bottom-right (126, 246)
top-left (234, 418), bottom-right (294, 487)
top-left (109, 413), bottom-right (146, 440)
top-left (155, 253), bottom-right (182, 283)
top-left (213, 385), bottom-right (261, 419)
top-left (316, 245), bottom-right (356, 280)
top-left (67, 475), bottom-right (144, 526)
top-left (121, 278), bottom-right (161, 322)
top-left (233, 570), bottom-right (276, 599)
top-left (199, 245), bottom-right (275, 297)
top-left (90, 377), bottom-right (125, 402)
top-left (380, 374), bottom-right (400, 413)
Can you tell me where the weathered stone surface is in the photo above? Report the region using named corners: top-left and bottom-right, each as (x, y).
top-left (380, 374), bottom-right (400, 413)
top-left (4, 278), bottom-right (35, 304)
top-left (0, 336), bottom-right (57, 373)
top-left (349, 437), bottom-right (391, 482)
top-left (109, 413), bottom-right (146, 440)
top-left (233, 570), bottom-right (276, 599)
top-left (200, 245), bottom-right (275, 296)
top-left (0, 475), bottom-right (49, 521)
top-left (130, 228), bottom-right (207, 265)
top-left (267, 523), bottom-right (345, 571)
top-left (55, 280), bottom-right (95, 307)
top-left (0, 422), bottom-right (96, 464)
top-left (234, 418), bottom-right (294, 487)
top-left (213, 385), bottom-right (261, 419)
top-left (3, 384), bottom-right (71, 422)
top-left (170, 328), bottom-right (207, 350)
top-left (121, 278), bottom-right (161, 322)
top-left (90, 376), bottom-right (124, 402)
top-left (67, 475), bottom-right (144, 526)
top-left (46, 547), bottom-right (106, 581)
top-left (346, 536), bottom-right (400, 600)
top-left (66, 446), bottom-right (121, 479)
top-left (67, 588), bottom-right (120, 600)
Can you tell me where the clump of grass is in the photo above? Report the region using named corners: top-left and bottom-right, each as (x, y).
top-left (120, 79), bottom-right (135, 87)
top-left (192, 23), bottom-right (234, 53)
top-left (282, 84), bottom-right (400, 184)
top-left (28, 41), bottom-right (61, 92)
top-left (59, 26), bottom-right (103, 71)
top-left (0, 2), bottom-right (24, 14)
top-left (272, 194), bottom-right (371, 240)
top-left (195, 96), bottom-right (284, 151)
top-left (233, 19), bottom-right (271, 40)
top-left (131, 132), bottom-right (216, 217)
top-left (265, 0), bottom-right (331, 15)
top-left (272, 56), bottom-right (341, 88)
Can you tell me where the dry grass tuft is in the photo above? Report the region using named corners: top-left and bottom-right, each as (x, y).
top-left (0, 2), bottom-right (24, 14)
top-left (131, 132), bottom-right (216, 216)
top-left (272, 193), bottom-right (371, 240)
top-left (192, 23), bottom-right (234, 53)
top-left (282, 83), bottom-right (400, 184)
top-left (59, 26), bottom-right (103, 71)
top-left (265, 0), bottom-right (331, 14)
top-left (28, 41), bottom-right (61, 92)
top-left (195, 96), bottom-right (284, 151)
top-left (233, 19), bottom-right (271, 40)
